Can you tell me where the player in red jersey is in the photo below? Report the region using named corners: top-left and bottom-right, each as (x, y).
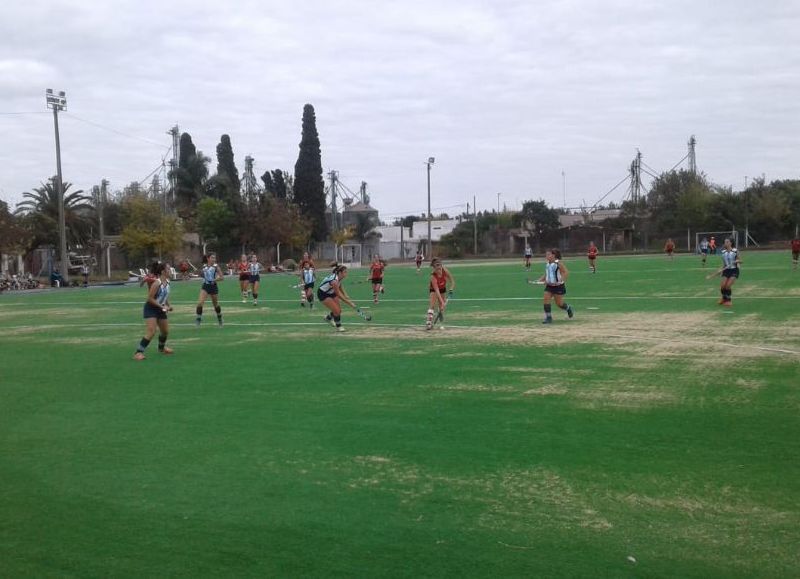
top-left (664, 238), bottom-right (676, 260)
top-left (426, 258), bottom-right (455, 330)
top-left (237, 254), bottom-right (250, 302)
top-left (139, 262), bottom-right (158, 288)
top-left (298, 252), bottom-right (316, 307)
top-left (791, 238), bottom-right (800, 270)
top-left (587, 241), bottom-right (598, 273)
top-left (368, 255), bottom-right (386, 303)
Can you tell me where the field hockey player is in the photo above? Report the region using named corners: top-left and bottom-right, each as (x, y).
top-left (237, 254), bottom-right (250, 302)
top-left (426, 257), bottom-right (455, 330)
top-left (538, 248), bottom-right (574, 324)
top-left (299, 252), bottom-right (316, 307)
top-left (248, 254), bottom-right (264, 306)
top-left (196, 253), bottom-right (224, 327)
top-left (369, 255), bottom-right (386, 304)
top-left (317, 264), bottom-right (360, 332)
top-left (133, 261), bottom-right (173, 360)
top-left (716, 237), bottom-right (741, 307)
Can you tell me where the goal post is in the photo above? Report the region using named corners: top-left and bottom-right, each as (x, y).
top-left (695, 230), bottom-right (739, 253)
top-left (338, 243), bottom-right (363, 269)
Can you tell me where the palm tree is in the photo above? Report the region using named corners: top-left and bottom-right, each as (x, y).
top-left (15, 177), bottom-right (95, 249)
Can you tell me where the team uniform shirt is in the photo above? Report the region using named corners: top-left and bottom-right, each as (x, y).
top-left (524, 248), bottom-right (532, 258)
top-left (415, 254), bottom-right (423, 264)
top-left (144, 278), bottom-right (170, 318)
top-left (791, 239), bottom-right (800, 254)
top-left (248, 261), bottom-right (262, 281)
top-left (665, 242), bottom-right (675, 253)
top-left (430, 270), bottom-right (447, 293)
top-left (317, 273), bottom-right (339, 300)
top-left (238, 261), bottom-right (250, 280)
top-left (700, 240), bottom-right (709, 253)
top-left (543, 260), bottom-right (567, 295)
top-left (302, 267), bottom-right (316, 288)
top-left (587, 246), bottom-right (598, 259)
top-left (721, 248), bottom-right (739, 277)
top-left (370, 262), bottom-right (385, 282)
top-left (202, 264), bottom-right (221, 294)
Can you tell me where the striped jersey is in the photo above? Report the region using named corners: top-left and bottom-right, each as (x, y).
top-left (248, 262), bottom-right (262, 276)
top-left (318, 273), bottom-right (338, 297)
top-left (153, 279), bottom-right (170, 305)
top-left (721, 248), bottom-right (738, 269)
top-left (544, 260), bottom-right (563, 285)
top-left (303, 268), bottom-right (315, 285)
top-left (202, 264), bottom-right (220, 283)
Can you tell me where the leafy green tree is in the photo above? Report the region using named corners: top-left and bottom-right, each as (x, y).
top-left (261, 171), bottom-right (275, 196)
top-left (514, 200), bottom-right (560, 234)
top-left (197, 197), bottom-right (235, 249)
top-left (14, 178), bottom-right (95, 249)
top-left (0, 200), bottom-right (31, 253)
top-left (119, 195), bottom-right (183, 264)
top-left (293, 104), bottom-right (327, 241)
top-left (353, 212), bottom-right (379, 242)
top-left (172, 132), bottom-right (209, 219)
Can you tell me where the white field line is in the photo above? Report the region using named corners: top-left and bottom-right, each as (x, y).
top-left (2, 321), bottom-right (798, 356)
top-left (1, 294), bottom-right (799, 308)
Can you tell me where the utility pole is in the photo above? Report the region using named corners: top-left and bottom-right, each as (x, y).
top-left (562, 170), bottom-right (566, 209)
top-left (473, 195), bottom-right (478, 255)
top-left (425, 157), bottom-right (435, 258)
top-left (46, 89), bottom-right (69, 283)
top-left (744, 176), bottom-right (749, 248)
top-left (688, 135), bottom-right (697, 175)
top-left (329, 170), bottom-right (339, 231)
top-left (166, 125), bottom-right (179, 212)
top-left (630, 150), bottom-right (642, 251)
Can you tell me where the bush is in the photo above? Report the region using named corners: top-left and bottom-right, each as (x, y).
top-left (282, 258), bottom-right (297, 271)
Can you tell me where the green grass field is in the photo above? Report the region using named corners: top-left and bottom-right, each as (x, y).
top-left (1, 251), bottom-right (799, 578)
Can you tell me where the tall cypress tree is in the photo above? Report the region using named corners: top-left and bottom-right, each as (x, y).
top-left (272, 169), bottom-right (287, 200)
top-left (216, 134), bottom-right (241, 193)
top-left (175, 132), bottom-right (207, 218)
top-left (293, 104), bottom-right (327, 241)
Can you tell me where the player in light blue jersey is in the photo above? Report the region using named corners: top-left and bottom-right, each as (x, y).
top-left (195, 253), bottom-right (224, 326)
top-left (248, 254), bottom-right (264, 306)
top-left (713, 238), bottom-right (741, 307)
top-left (536, 248), bottom-right (574, 324)
top-left (134, 262), bottom-right (173, 360)
top-left (317, 264), bottom-right (359, 331)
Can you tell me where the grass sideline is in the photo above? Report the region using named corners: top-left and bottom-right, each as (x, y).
top-left (1, 251), bottom-right (799, 578)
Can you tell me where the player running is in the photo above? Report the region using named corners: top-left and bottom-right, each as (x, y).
top-left (711, 238), bottom-right (741, 307)
top-left (299, 252), bottom-right (316, 307)
top-left (196, 253), bottom-right (224, 326)
top-left (699, 237), bottom-right (710, 266)
top-left (415, 250), bottom-right (424, 273)
top-left (237, 254), bottom-right (250, 302)
top-left (538, 248), bottom-right (574, 324)
top-left (248, 254), bottom-right (264, 306)
top-left (791, 237), bottom-right (800, 270)
top-left (587, 241), bottom-right (598, 273)
top-left (709, 236), bottom-right (717, 255)
top-left (524, 245), bottom-right (533, 271)
top-left (664, 238), bottom-right (676, 260)
top-left (318, 264), bottom-right (360, 332)
top-left (134, 262), bottom-right (173, 360)
top-left (426, 258), bottom-right (455, 330)
top-left (369, 255), bottom-right (386, 304)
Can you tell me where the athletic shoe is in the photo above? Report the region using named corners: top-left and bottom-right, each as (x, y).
top-left (566, 305), bottom-right (574, 319)
top-left (336, 326), bottom-right (346, 332)
top-left (373, 298), bottom-right (378, 304)
top-left (218, 318), bottom-right (224, 327)
top-left (380, 287), bottom-right (384, 294)
top-left (426, 322), bottom-right (432, 330)
top-left (160, 347), bottom-right (174, 355)
top-left (253, 300), bottom-right (258, 306)
top-left (723, 302), bottom-right (733, 307)
top-left (242, 298), bottom-right (246, 303)
top-left (133, 352), bottom-right (145, 360)
top-left (542, 317), bottom-right (553, 324)
top-left (195, 317), bottom-right (201, 327)
top-left (718, 298), bottom-right (725, 305)
top-left (301, 301), bottom-right (306, 307)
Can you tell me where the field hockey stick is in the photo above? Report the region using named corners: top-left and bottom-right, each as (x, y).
top-left (526, 277), bottom-right (545, 285)
top-left (433, 291), bottom-right (452, 325)
top-left (705, 269), bottom-right (723, 280)
top-left (354, 305), bottom-right (372, 321)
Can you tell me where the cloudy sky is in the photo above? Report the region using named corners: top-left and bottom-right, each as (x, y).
top-left (1, 0), bottom-right (798, 220)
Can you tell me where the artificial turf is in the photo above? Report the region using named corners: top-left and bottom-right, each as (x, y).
top-left (1, 251), bottom-right (798, 578)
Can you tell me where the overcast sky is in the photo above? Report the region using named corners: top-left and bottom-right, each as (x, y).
top-left (1, 0), bottom-right (798, 220)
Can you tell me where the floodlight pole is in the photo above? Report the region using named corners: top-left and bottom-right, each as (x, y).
top-left (426, 157), bottom-right (435, 258)
top-left (47, 89), bottom-right (69, 283)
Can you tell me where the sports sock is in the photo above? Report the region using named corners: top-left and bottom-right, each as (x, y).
top-left (427, 308), bottom-right (434, 324)
top-left (215, 305), bottom-right (222, 322)
top-left (558, 303), bottom-right (568, 310)
top-left (136, 337), bottom-right (151, 353)
top-left (253, 293), bottom-right (258, 299)
top-left (544, 303), bottom-right (552, 319)
top-left (196, 305), bottom-right (203, 316)
top-left (158, 334), bottom-right (167, 351)
top-left (325, 313), bottom-right (332, 321)
top-left (334, 314), bottom-right (341, 328)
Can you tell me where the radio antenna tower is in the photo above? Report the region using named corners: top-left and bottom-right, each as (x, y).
top-left (688, 135), bottom-right (697, 175)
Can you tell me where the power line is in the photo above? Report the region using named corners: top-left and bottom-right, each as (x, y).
top-left (0, 111), bottom-right (50, 115)
top-left (591, 174), bottom-right (630, 209)
top-left (63, 112), bottom-right (169, 149)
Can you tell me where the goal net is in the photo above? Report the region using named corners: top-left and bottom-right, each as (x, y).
top-left (338, 243), bottom-right (363, 269)
top-left (695, 230), bottom-right (739, 253)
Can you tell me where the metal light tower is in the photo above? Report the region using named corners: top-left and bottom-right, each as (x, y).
top-left (688, 135), bottom-right (697, 175)
top-left (46, 89), bottom-right (69, 283)
top-left (426, 157), bottom-right (435, 258)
